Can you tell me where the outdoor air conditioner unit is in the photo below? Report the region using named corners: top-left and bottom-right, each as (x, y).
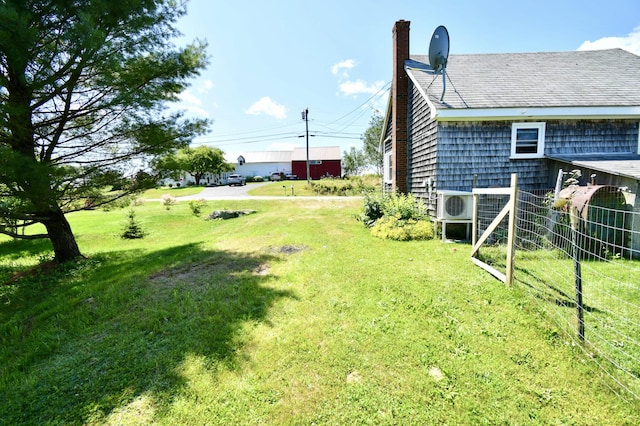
top-left (436, 190), bottom-right (474, 220)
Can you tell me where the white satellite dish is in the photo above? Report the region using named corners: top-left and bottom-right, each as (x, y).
top-left (428, 25), bottom-right (450, 101)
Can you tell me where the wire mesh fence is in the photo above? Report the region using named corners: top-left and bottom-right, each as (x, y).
top-left (474, 187), bottom-right (640, 402)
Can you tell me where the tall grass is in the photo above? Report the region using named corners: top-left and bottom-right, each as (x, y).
top-left (0, 199), bottom-right (638, 424)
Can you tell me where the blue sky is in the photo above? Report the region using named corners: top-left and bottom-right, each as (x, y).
top-left (173, 0), bottom-right (640, 158)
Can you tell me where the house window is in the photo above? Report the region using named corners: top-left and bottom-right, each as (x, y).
top-left (511, 122), bottom-right (545, 159)
top-left (384, 152), bottom-right (392, 183)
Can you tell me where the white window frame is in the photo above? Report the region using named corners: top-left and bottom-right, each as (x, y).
top-left (510, 122), bottom-right (546, 159)
top-left (384, 152), bottom-right (392, 183)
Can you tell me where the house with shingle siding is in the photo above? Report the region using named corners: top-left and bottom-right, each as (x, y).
top-left (382, 20), bottom-right (640, 215)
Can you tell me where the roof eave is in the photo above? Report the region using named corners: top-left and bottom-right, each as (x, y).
top-left (434, 106), bottom-right (640, 122)
top-left (406, 66), bottom-right (438, 120)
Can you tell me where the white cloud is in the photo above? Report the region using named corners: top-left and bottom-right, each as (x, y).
top-left (332, 59), bottom-right (385, 97)
top-left (182, 105), bottom-right (210, 118)
top-left (178, 90), bottom-right (202, 106)
top-left (338, 79), bottom-right (386, 96)
top-left (199, 80), bottom-right (214, 93)
top-left (578, 26), bottom-right (640, 55)
top-left (331, 59), bottom-right (357, 78)
top-left (245, 97), bottom-right (287, 119)
top-left (176, 90), bottom-right (210, 118)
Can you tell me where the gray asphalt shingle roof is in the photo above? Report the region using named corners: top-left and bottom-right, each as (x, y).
top-left (407, 49), bottom-right (640, 111)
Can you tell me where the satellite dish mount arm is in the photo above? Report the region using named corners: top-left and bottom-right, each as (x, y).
top-left (428, 25), bottom-right (450, 103)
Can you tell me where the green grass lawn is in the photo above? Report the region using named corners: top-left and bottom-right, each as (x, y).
top-left (1, 199), bottom-right (638, 424)
top-left (247, 180), bottom-right (317, 196)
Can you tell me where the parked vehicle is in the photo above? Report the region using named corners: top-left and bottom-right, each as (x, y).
top-left (285, 174), bottom-right (298, 180)
top-left (228, 174), bottom-right (246, 186)
top-left (269, 172), bottom-right (283, 181)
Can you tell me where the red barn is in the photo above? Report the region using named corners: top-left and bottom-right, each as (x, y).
top-left (291, 146), bottom-right (342, 180)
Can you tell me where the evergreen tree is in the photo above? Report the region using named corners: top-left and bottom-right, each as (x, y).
top-left (0, 0), bottom-right (208, 262)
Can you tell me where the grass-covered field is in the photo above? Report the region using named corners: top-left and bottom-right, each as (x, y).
top-left (1, 199), bottom-right (638, 424)
top-left (247, 180), bottom-right (319, 196)
top-left (247, 175), bottom-right (380, 197)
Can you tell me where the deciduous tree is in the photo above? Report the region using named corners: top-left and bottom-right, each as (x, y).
top-left (0, 0), bottom-right (208, 262)
top-left (342, 146), bottom-right (366, 176)
top-left (362, 111), bottom-right (384, 175)
top-left (154, 146), bottom-right (233, 185)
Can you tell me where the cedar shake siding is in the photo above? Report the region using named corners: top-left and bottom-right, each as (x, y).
top-left (434, 121), bottom-right (549, 191)
top-left (544, 120), bottom-right (638, 157)
top-left (420, 119), bottom-right (638, 195)
top-left (407, 82), bottom-right (437, 202)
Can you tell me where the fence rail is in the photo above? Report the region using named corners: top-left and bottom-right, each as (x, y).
top-left (473, 181), bottom-right (640, 402)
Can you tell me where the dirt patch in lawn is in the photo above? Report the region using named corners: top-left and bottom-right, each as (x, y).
top-left (267, 245), bottom-right (309, 255)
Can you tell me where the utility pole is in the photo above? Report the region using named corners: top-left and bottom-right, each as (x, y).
top-left (302, 108), bottom-right (310, 183)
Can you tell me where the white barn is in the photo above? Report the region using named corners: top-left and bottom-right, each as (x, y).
top-left (226, 151), bottom-right (293, 178)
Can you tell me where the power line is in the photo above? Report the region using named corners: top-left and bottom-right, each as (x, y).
top-left (196, 131), bottom-right (300, 142)
top-left (196, 130), bottom-right (362, 147)
top-left (190, 83), bottom-right (390, 148)
top-left (199, 120), bottom-right (301, 138)
top-left (197, 133), bottom-right (301, 147)
top-left (323, 81), bottom-right (390, 129)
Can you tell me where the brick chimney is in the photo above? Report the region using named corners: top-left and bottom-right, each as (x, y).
top-left (392, 20), bottom-right (410, 194)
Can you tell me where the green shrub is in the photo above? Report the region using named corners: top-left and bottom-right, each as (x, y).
top-left (358, 192), bottom-right (427, 226)
top-left (308, 178), bottom-right (367, 196)
top-left (347, 174), bottom-right (381, 192)
top-left (382, 192), bottom-right (426, 220)
top-left (359, 192), bottom-right (432, 241)
top-left (370, 216), bottom-right (433, 241)
top-left (356, 192), bottom-right (386, 226)
top-left (160, 194), bottom-right (176, 210)
top-left (409, 218), bottom-right (435, 239)
top-left (188, 199), bottom-right (207, 217)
